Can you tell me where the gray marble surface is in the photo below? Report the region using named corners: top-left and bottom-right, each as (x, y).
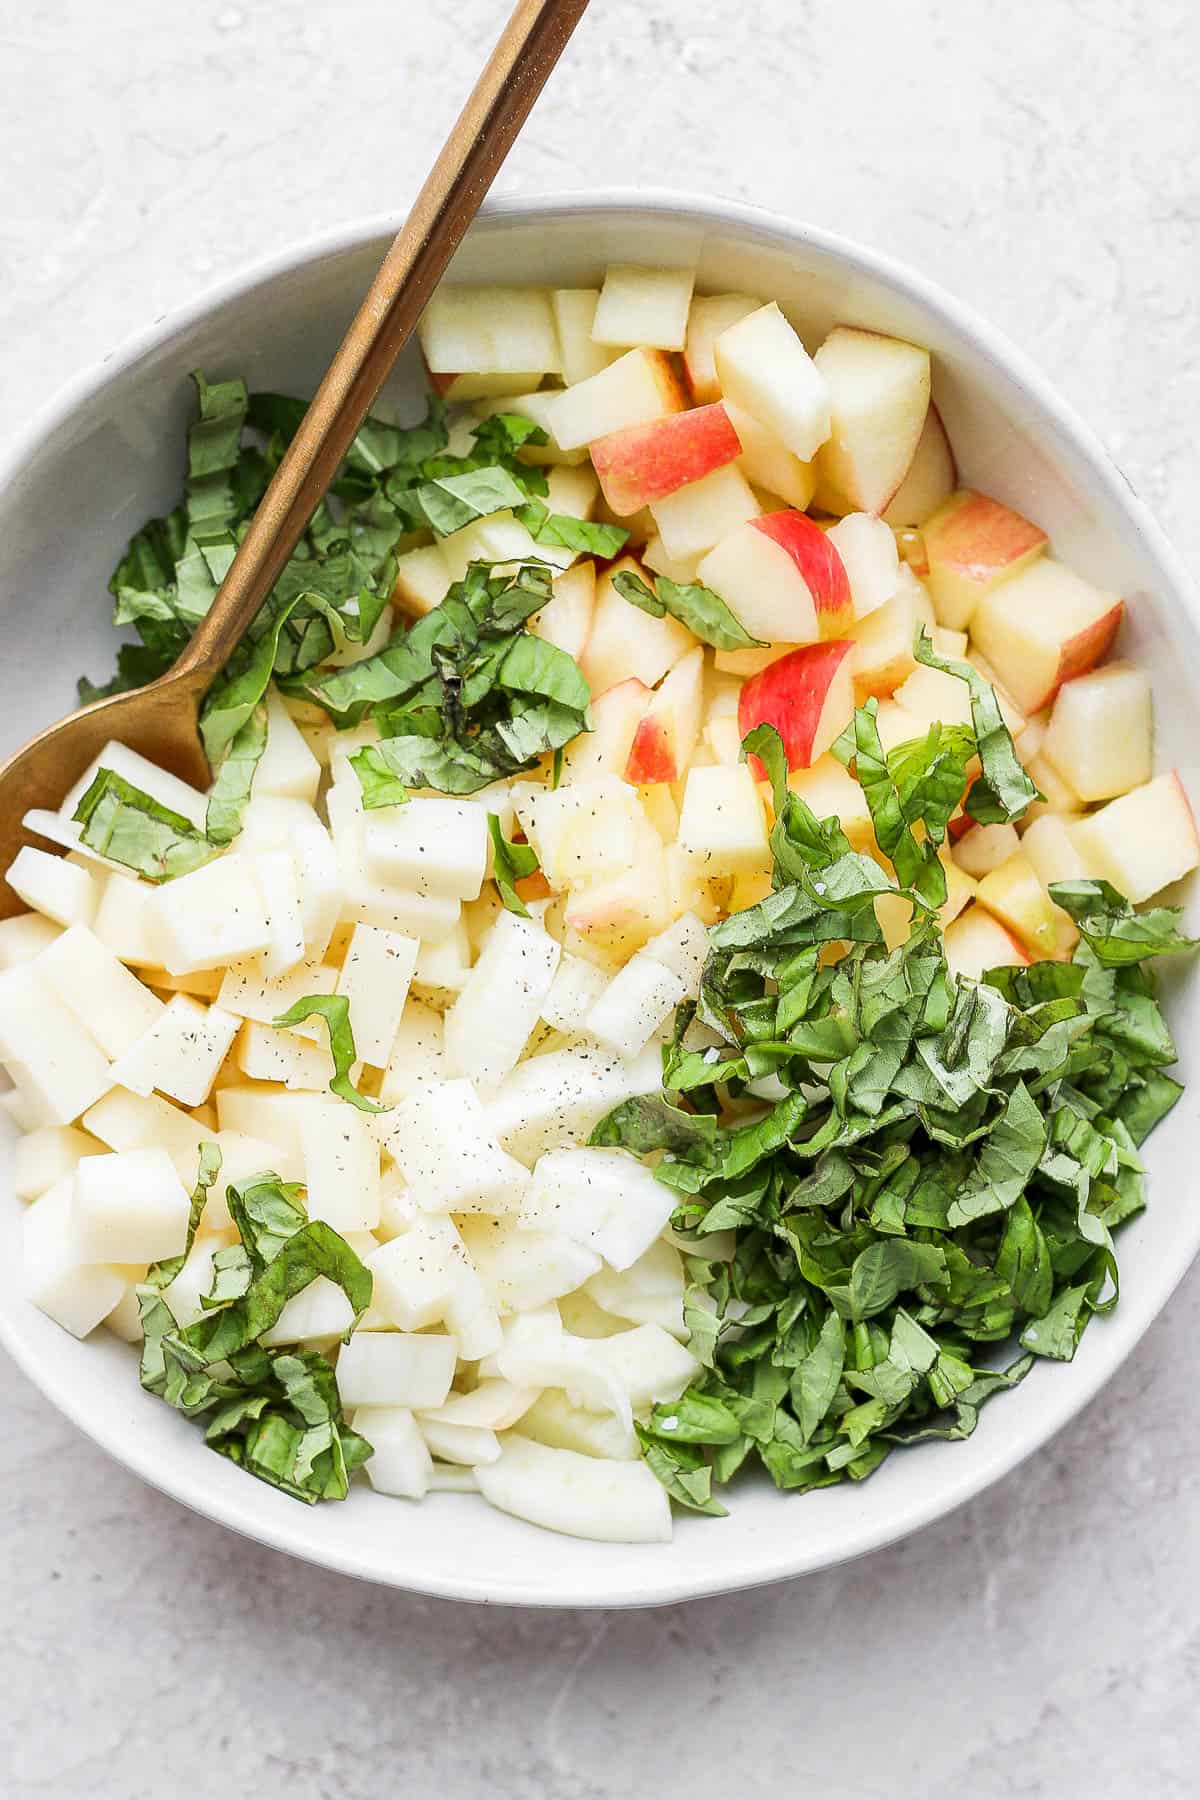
top-left (2, 2), bottom-right (1199, 1794)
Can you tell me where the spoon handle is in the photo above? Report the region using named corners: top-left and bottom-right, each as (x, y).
top-left (174, 0), bottom-right (591, 684)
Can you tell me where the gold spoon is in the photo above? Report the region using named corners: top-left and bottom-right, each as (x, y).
top-left (0, 0), bottom-right (591, 915)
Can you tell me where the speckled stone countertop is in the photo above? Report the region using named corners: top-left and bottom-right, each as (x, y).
top-left (2, 3), bottom-right (1199, 1794)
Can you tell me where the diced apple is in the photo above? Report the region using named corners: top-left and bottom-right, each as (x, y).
top-left (698, 510), bottom-right (853, 646)
top-left (577, 556), bottom-right (695, 694)
top-left (894, 661), bottom-right (1025, 740)
top-left (418, 285), bottom-right (560, 375)
top-left (1073, 772), bottom-right (1200, 903)
top-left (550, 289), bottom-right (619, 385)
top-left (531, 559), bottom-right (595, 661)
top-left (591, 264), bottom-right (695, 351)
top-left (474, 386), bottom-right (589, 467)
top-left (550, 347), bottom-right (686, 452)
top-left (1041, 662), bottom-right (1152, 802)
top-left (590, 402), bottom-right (742, 517)
top-left (677, 763), bottom-right (770, 876)
top-left (527, 776), bottom-right (647, 891)
top-left (705, 716), bottom-right (743, 767)
top-left (683, 292), bottom-right (758, 401)
top-left (916, 488), bottom-right (1048, 629)
top-left (563, 840), bottom-right (674, 956)
top-left (738, 639), bottom-right (856, 772)
top-left (826, 512), bottom-right (901, 619)
top-left (649, 462), bottom-right (760, 562)
top-left (1019, 815), bottom-right (1092, 888)
top-left (428, 370), bottom-right (545, 403)
top-left (724, 402), bottom-right (816, 510)
top-left (1023, 753), bottom-right (1085, 823)
top-left (970, 559), bottom-right (1123, 715)
top-left (787, 755), bottom-right (874, 850)
top-left (849, 582), bottom-right (936, 698)
top-left (953, 822), bottom-right (1021, 879)
top-left (943, 905), bottom-right (1032, 981)
top-left (976, 854), bottom-right (1078, 959)
top-left (714, 302), bottom-right (831, 460)
top-left (931, 626), bottom-right (968, 659)
top-left (874, 700), bottom-right (926, 755)
top-left (391, 542), bottom-right (450, 619)
top-left (712, 643), bottom-right (798, 678)
top-left (642, 534), bottom-right (702, 584)
top-left (812, 327), bottom-right (931, 513)
top-left (560, 676), bottom-right (650, 783)
top-left (584, 952), bottom-right (689, 1058)
top-left (545, 462), bottom-right (599, 520)
top-left (882, 405), bottom-right (956, 526)
top-left (624, 648), bottom-right (704, 785)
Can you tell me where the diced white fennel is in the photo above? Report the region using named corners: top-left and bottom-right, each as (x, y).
top-left (459, 1217), bottom-right (602, 1314)
top-left (255, 687), bottom-right (321, 804)
top-left (260, 1274), bottom-right (357, 1348)
top-left (378, 1000), bottom-right (445, 1105)
top-left (476, 1435), bottom-right (672, 1544)
top-left (417, 1380), bottom-right (539, 1432)
top-left (250, 850), bottom-right (306, 980)
top-left (0, 961), bottom-right (112, 1127)
top-left (235, 1021), bottom-right (335, 1091)
top-left (539, 953), bottom-right (610, 1034)
top-left (110, 995), bottom-right (239, 1108)
top-left (0, 912), bottom-right (62, 970)
top-left (334, 924), bottom-right (419, 1066)
top-left (643, 910), bottom-right (711, 989)
top-left (163, 1233), bottom-right (233, 1330)
top-left (418, 1420), bottom-right (502, 1467)
top-left (335, 1332), bottom-right (458, 1410)
top-left (35, 924), bottom-right (164, 1059)
top-left (12, 1124), bottom-right (104, 1202)
top-left (146, 854), bottom-right (274, 976)
top-left (585, 1238), bottom-right (687, 1338)
top-left (495, 1331), bottom-right (633, 1431)
top-left (350, 1406), bottom-right (433, 1499)
top-left (73, 1148), bottom-right (192, 1264)
top-left (299, 1105), bottom-right (381, 1233)
top-left (583, 953), bottom-right (688, 1057)
top-left (384, 1080), bottom-right (528, 1214)
top-left (23, 1176), bottom-right (125, 1338)
top-left (585, 1323), bottom-right (701, 1409)
top-left (517, 1389), bottom-right (639, 1461)
top-left (443, 910), bottom-right (560, 1087)
top-left (484, 1042), bottom-right (662, 1165)
top-left (522, 1147), bottom-right (676, 1270)
top-left (362, 797), bottom-right (489, 900)
top-left (216, 953), bottom-right (338, 1029)
top-left (6, 845), bottom-right (98, 928)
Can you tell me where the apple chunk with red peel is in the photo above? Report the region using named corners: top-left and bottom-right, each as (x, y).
top-left (590, 403), bottom-right (743, 517)
top-left (969, 559), bottom-right (1123, 716)
top-left (812, 327), bottom-right (932, 514)
top-left (531, 561), bottom-right (595, 662)
top-left (698, 510), bottom-right (853, 645)
top-left (684, 293), bottom-right (758, 402)
top-left (551, 347), bottom-right (687, 453)
top-left (976, 854), bottom-right (1078, 960)
top-left (1072, 772), bottom-right (1200, 903)
top-left (883, 406), bottom-right (956, 527)
top-left (559, 677), bottom-right (650, 784)
top-left (724, 403), bottom-right (816, 512)
top-left (943, 906), bottom-right (1031, 982)
top-left (738, 640), bottom-right (856, 774)
top-left (624, 649), bottom-right (704, 786)
top-left (1041, 661), bottom-right (1152, 802)
top-left (848, 581), bottom-right (935, 699)
top-left (578, 557), bottom-right (695, 696)
top-left (713, 303), bottom-right (832, 462)
top-left (825, 513), bottom-right (901, 619)
top-left (920, 489), bottom-right (1049, 630)
top-left (418, 286), bottom-right (561, 377)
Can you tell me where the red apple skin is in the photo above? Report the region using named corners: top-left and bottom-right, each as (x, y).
top-left (589, 404), bottom-right (743, 516)
top-left (428, 368), bottom-right (458, 397)
top-left (924, 490), bottom-right (1047, 582)
top-left (739, 640), bottom-right (856, 774)
top-left (625, 715), bottom-right (677, 785)
top-left (1037, 602), bottom-right (1124, 710)
top-left (751, 511), bottom-right (854, 634)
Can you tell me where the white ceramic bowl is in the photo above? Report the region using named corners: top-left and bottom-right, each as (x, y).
top-left (2, 192), bottom-right (1198, 1608)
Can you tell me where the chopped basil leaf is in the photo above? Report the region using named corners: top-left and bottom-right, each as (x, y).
top-left (272, 994), bottom-right (386, 1113)
top-left (487, 813), bottom-right (540, 916)
top-left (613, 567), bottom-right (764, 651)
top-left (516, 498), bottom-right (630, 559)
top-left (913, 629), bottom-right (1041, 823)
top-left (72, 769), bottom-right (214, 881)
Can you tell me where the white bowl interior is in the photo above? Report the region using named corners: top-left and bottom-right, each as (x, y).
top-left (2, 196), bottom-right (1198, 1606)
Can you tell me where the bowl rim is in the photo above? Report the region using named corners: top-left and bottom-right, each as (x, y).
top-left (2, 186), bottom-right (1199, 1608)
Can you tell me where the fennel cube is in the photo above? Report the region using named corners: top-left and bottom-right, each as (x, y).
top-left (147, 853), bottom-right (273, 976)
top-left (384, 1079), bottom-right (528, 1215)
top-left (0, 962), bottom-right (112, 1126)
top-left (298, 1103), bottom-right (381, 1232)
top-left (74, 1147), bottom-right (192, 1264)
top-left (334, 924), bottom-right (419, 1067)
top-left (24, 1176), bottom-right (125, 1338)
top-left (37, 924), bottom-right (164, 1058)
top-left (110, 995), bottom-right (240, 1107)
top-left (335, 1332), bottom-right (458, 1410)
top-left (6, 846), bottom-right (98, 929)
